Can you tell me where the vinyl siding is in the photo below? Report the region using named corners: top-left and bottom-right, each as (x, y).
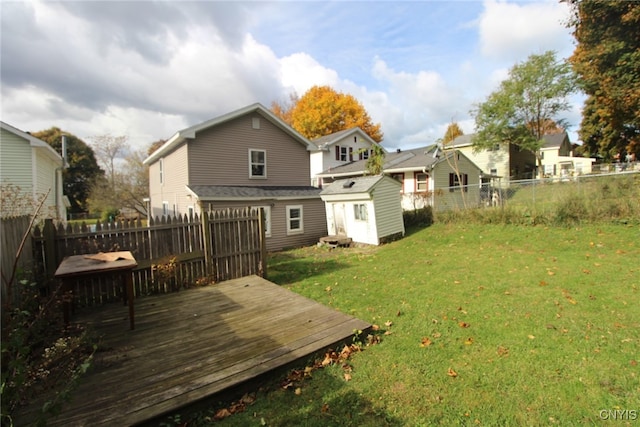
top-left (456, 144), bottom-right (510, 179)
top-left (431, 154), bottom-right (481, 211)
top-left (204, 198), bottom-right (326, 251)
top-left (34, 149), bottom-right (59, 216)
top-left (372, 179), bottom-right (405, 240)
top-left (148, 144), bottom-right (189, 218)
top-left (0, 128), bottom-right (33, 192)
top-left (188, 112), bottom-right (310, 186)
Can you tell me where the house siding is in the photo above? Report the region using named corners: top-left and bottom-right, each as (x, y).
top-left (431, 154), bottom-right (481, 211)
top-left (0, 128), bottom-right (33, 192)
top-left (204, 198), bottom-right (327, 252)
top-left (1, 127), bottom-right (65, 219)
top-left (189, 112), bottom-right (310, 187)
top-left (372, 180), bottom-right (405, 241)
top-left (148, 144), bottom-right (189, 218)
top-left (456, 144), bottom-right (510, 179)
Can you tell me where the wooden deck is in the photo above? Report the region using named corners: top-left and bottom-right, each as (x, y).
top-left (16, 275), bottom-right (370, 426)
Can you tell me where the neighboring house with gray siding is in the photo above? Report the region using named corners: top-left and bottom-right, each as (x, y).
top-left (317, 145), bottom-right (483, 212)
top-left (143, 103), bottom-right (327, 251)
top-left (0, 121), bottom-right (67, 220)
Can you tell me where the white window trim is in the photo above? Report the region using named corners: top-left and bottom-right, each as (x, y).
top-left (286, 205), bottom-right (303, 235)
top-left (249, 149), bottom-right (267, 179)
top-left (416, 173), bottom-right (428, 192)
top-left (354, 203), bottom-right (368, 221)
top-left (251, 205), bottom-right (271, 237)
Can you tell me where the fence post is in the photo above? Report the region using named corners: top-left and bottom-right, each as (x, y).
top-left (258, 208), bottom-right (267, 279)
top-left (42, 218), bottom-right (57, 279)
top-left (201, 208), bottom-right (213, 278)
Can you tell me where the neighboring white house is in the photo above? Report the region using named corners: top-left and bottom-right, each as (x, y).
top-left (310, 127), bottom-right (386, 187)
top-left (0, 121), bottom-right (67, 220)
top-left (540, 132), bottom-right (596, 178)
top-left (320, 175), bottom-right (405, 246)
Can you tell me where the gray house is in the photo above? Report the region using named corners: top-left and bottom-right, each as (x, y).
top-left (143, 103), bottom-right (327, 251)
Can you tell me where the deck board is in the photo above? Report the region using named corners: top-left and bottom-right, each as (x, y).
top-left (15, 275), bottom-right (369, 426)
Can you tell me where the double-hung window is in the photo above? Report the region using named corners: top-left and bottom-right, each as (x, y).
top-left (415, 173), bottom-right (428, 192)
top-left (286, 205), bottom-right (303, 235)
top-left (449, 173), bottom-right (469, 192)
top-left (354, 204), bottom-right (368, 221)
top-left (249, 149), bottom-right (266, 178)
top-left (251, 205), bottom-right (272, 237)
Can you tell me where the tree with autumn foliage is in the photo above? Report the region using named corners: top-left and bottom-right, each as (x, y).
top-left (271, 86), bottom-right (383, 142)
top-left (472, 51), bottom-right (577, 177)
top-left (566, 0), bottom-right (640, 160)
top-left (442, 122), bottom-right (464, 145)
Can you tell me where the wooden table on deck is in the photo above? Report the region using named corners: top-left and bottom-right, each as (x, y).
top-left (54, 251), bottom-right (138, 329)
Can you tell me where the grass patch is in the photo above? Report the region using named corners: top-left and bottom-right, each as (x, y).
top-left (179, 222), bottom-right (639, 426)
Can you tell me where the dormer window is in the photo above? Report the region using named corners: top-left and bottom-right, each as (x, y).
top-left (335, 146), bottom-right (353, 162)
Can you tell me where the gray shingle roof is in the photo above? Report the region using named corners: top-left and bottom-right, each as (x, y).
top-left (187, 185), bottom-right (321, 200)
top-left (319, 175), bottom-right (388, 196)
top-left (317, 145), bottom-right (439, 176)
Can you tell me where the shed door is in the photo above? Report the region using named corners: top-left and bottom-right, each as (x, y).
top-left (333, 203), bottom-right (346, 235)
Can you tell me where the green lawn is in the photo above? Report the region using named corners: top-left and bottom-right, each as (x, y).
top-left (195, 223), bottom-right (639, 426)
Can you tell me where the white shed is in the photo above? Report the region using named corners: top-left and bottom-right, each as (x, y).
top-left (320, 175), bottom-right (405, 246)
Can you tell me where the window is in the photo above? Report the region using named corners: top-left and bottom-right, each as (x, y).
top-left (162, 201), bottom-right (169, 216)
top-left (354, 204), bottom-right (368, 221)
top-left (490, 144), bottom-right (500, 152)
top-left (359, 149), bottom-right (369, 160)
top-left (251, 205), bottom-right (271, 237)
top-left (415, 173), bottom-right (429, 192)
top-left (188, 206), bottom-right (194, 218)
top-left (286, 205), bottom-right (303, 235)
top-left (335, 146), bottom-right (352, 162)
top-left (159, 158), bottom-right (164, 185)
top-left (449, 173), bottom-right (469, 192)
top-left (490, 168), bottom-right (497, 176)
top-left (249, 149), bottom-right (266, 178)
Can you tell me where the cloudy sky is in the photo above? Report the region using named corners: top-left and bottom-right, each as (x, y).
top-left (1, 0), bottom-right (581, 153)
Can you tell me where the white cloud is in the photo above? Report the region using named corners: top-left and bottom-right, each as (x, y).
top-left (479, 0), bottom-right (573, 62)
top-left (279, 52), bottom-right (340, 97)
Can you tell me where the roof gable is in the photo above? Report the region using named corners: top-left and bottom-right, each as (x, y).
top-left (311, 127), bottom-right (383, 152)
top-left (1, 121), bottom-right (63, 163)
top-left (144, 103), bottom-right (313, 165)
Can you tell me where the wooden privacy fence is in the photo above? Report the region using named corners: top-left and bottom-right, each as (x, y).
top-left (31, 207), bottom-right (266, 307)
top-left (1, 215), bottom-right (34, 303)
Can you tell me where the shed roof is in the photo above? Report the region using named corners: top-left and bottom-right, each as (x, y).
top-left (320, 175), bottom-right (398, 196)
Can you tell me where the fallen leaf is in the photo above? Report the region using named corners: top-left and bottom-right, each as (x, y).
top-left (371, 324), bottom-right (380, 331)
top-left (631, 360), bottom-right (638, 366)
top-left (294, 387), bottom-right (302, 395)
top-left (528, 335), bottom-right (536, 340)
top-left (385, 320), bottom-right (393, 327)
top-left (464, 337), bottom-right (474, 345)
top-left (214, 408), bottom-right (232, 420)
top-left (582, 269), bottom-right (591, 274)
top-left (321, 403), bottom-right (330, 413)
top-left (539, 280), bottom-right (548, 287)
top-left (344, 372), bottom-right (352, 381)
top-left (447, 368), bottom-right (458, 377)
top-left (325, 286), bottom-right (332, 292)
top-left (497, 346), bottom-right (509, 357)
top-left (458, 321), bottom-right (470, 328)
top-left (420, 337), bottom-right (433, 347)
